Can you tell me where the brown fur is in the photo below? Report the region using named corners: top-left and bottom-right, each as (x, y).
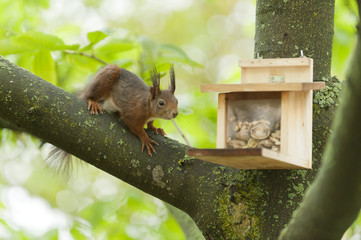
top-left (82, 64), bottom-right (178, 155)
top-left (81, 64), bottom-right (120, 114)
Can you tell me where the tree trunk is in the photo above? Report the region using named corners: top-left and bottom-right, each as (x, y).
top-left (280, 2), bottom-right (361, 238)
top-left (250, 0), bottom-right (337, 239)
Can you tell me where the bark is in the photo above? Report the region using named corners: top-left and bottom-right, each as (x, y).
top-left (0, 117), bottom-right (23, 132)
top-left (255, 0), bottom-right (334, 81)
top-left (279, 3), bottom-right (361, 239)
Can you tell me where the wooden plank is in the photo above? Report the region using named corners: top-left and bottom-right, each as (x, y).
top-left (187, 148), bottom-right (309, 169)
top-left (225, 92), bottom-right (281, 101)
top-left (241, 66), bottom-right (312, 84)
top-left (239, 58), bottom-right (312, 68)
top-left (188, 148), bottom-right (262, 156)
top-left (240, 59), bottom-right (313, 84)
top-left (216, 93), bottom-right (227, 148)
top-left (280, 91), bottom-right (312, 168)
top-left (262, 148), bottom-right (310, 169)
top-left (201, 82), bottom-right (325, 93)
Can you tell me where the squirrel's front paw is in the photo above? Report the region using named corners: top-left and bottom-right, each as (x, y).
top-left (87, 99), bottom-right (103, 114)
top-left (141, 137), bottom-right (159, 156)
top-left (148, 126), bottom-right (166, 136)
top-left (154, 127), bottom-right (166, 136)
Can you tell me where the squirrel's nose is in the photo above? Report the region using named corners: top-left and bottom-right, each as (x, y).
top-left (172, 112), bottom-right (178, 118)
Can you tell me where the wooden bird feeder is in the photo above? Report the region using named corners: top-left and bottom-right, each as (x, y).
top-left (188, 57), bottom-right (325, 169)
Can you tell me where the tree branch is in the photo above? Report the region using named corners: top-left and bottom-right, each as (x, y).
top-left (0, 56), bottom-right (241, 239)
top-left (279, 15), bottom-right (361, 240)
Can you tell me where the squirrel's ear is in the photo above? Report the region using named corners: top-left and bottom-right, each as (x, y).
top-left (168, 64), bottom-right (175, 94)
top-left (150, 86), bottom-right (156, 99)
top-left (150, 67), bottom-right (160, 98)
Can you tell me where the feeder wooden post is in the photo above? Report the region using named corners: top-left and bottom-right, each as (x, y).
top-left (217, 93), bottom-right (227, 148)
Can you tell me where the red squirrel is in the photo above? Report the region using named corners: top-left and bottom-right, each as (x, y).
top-left (80, 64), bottom-right (178, 155)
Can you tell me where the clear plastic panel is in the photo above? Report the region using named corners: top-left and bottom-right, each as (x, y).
top-left (227, 96), bottom-right (281, 151)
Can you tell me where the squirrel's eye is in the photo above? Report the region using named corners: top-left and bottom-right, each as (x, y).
top-left (158, 100), bottom-right (165, 106)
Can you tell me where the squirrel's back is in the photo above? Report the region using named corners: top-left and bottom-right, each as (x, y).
top-left (101, 68), bottom-right (150, 119)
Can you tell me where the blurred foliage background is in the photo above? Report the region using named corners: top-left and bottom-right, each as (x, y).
top-left (0, 0), bottom-right (359, 239)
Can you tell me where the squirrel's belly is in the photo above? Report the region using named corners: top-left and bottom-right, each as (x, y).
top-left (102, 96), bottom-right (120, 113)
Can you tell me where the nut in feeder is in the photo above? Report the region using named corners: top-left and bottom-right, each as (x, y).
top-left (188, 57), bottom-right (325, 169)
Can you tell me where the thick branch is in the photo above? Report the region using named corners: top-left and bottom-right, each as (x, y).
top-left (279, 20), bottom-right (361, 240)
top-left (0, 56), bottom-right (240, 239)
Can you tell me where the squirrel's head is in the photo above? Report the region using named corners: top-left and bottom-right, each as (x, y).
top-left (149, 65), bottom-right (178, 120)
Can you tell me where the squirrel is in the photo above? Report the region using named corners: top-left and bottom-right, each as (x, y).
top-left (81, 64), bottom-right (178, 155)
top-left (47, 64), bottom-right (178, 172)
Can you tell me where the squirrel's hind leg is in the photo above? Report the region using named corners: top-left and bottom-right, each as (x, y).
top-left (83, 64), bottom-right (120, 114)
top-left (88, 99), bottom-right (103, 114)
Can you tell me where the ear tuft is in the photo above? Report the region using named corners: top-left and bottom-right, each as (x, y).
top-left (150, 67), bottom-right (160, 97)
top-left (168, 64), bottom-right (175, 94)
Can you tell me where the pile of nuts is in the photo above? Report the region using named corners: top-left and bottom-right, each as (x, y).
top-left (227, 118), bottom-right (281, 151)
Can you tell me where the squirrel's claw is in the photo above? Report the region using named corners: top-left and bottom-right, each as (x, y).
top-left (87, 99), bottom-right (103, 115)
top-left (141, 138), bottom-right (158, 156)
top-left (155, 128), bottom-right (166, 136)
top-left (148, 125), bottom-right (166, 136)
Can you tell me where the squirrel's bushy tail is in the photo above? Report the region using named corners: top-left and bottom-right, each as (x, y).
top-left (45, 145), bottom-right (74, 177)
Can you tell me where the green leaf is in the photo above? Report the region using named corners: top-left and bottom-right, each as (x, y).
top-left (13, 31), bottom-right (79, 51)
top-left (67, 54), bottom-right (101, 72)
top-left (160, 44), bottom-right (189, 59)
top-left (139, 36), bottom-right (159, 62)
top-left (0, 31), bottom-right (79, 55)
top-left (32, 50), bottom-right (57, 85)
top-left (94, 39), bottom-right (139, 61)
top-left (0, 39), bottom-right (34, 55)
top-left (159, 44), bottom-right (203, 68)
top-left (141, 62), bottom-right (172, 81)
top-left (80, 31), bottom-right (109, 51)
top-left (87, 31), bottom-right (108, 45)
top-left (95, 39), bottom-right (137, 53)
top-left (17, 52), bottom-right (34, 71)
top-left (157, 56), bottom-right (203, 68)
